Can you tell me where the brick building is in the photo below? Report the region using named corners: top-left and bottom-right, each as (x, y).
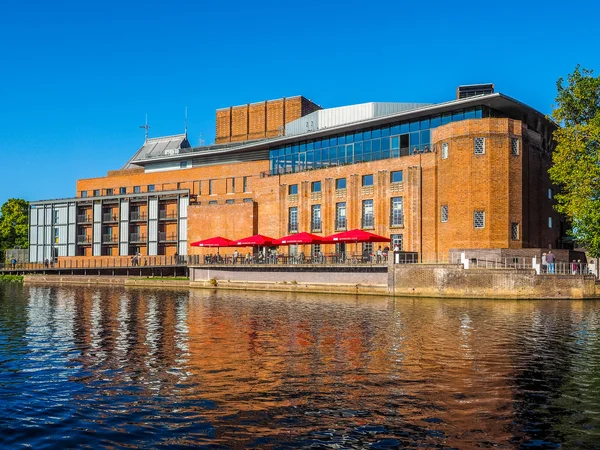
top-left (28, 86), bottom-right (563, 262)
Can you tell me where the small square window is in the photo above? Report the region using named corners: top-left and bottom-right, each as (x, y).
top-left (474, 211), bottom-right (485, 228)
top-left (289, 184), bottom-right (298, 195)
top-left (362, 174), bottom-right (374, 186)
top-left (474, 137), bottom-right (486, 155)
top-left (511, 138), bottom-right (519, 155)
top-left (441, 205), bottom-right (449, 223)
top-left (106, 188), bottom-right (113, 196)
top-left (81, 191), bottom-right (88, 198)
top-left (93, 189), bottom-right (100, 196)
top-left (147, 184), bottom-right (155, 192)
top-left (391, 171), bottom-right (403, 183)
top-left (441, 142), bottom-right (448, 159)
top-left (511, 222), bottom-right (519, 240)
top-left (134, 186), bottom-right (141, 194)
top-left (180, 161), bottom-right (188, 168)
top-left (311, 181), bottom-right (322, 193)
top-left (335, 178), bottom-right (346, 190)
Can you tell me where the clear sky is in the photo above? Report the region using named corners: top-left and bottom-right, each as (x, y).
top-left (1, 0), bottom-right (599, 207)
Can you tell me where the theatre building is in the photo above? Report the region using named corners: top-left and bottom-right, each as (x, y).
top-left (28, 85), bottom-right (562, 262)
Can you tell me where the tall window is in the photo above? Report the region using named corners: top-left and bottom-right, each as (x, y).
top-left (474, 211), bottom-right (485, 228)
top-left (311, 204), bottom-right (322, 231)
top-left (120, 187), bottom-right (126, 195)
top-left (391, 234), bottom-right (403, 250)
top-left (93, 189), bottom-right (100, 196)
top-left (106, 188), bottom-right (113, 196)
top-left (227, 178), bottom-right (235, 194)
top-left (53, 210), bottom-right (59, 224)
top-left (209, 180), bottom-right (214, 195)
top-left (391, 197), bottom-right (404, 226)
top-left (134, 186), bottom-right (140, 194)
top-left (511, 222), bottom-right (519, 240)
top-left (335, 202), bottom-right (347, 230)
top-left (441, 142), bottom-right (448, 159)
top-left (441, 205), bottom-right (449, 223)
top-left (147, 184), bottom-right (155, 192)
top-left (80, 191), bottom-right (88, 198)
top-left (548, 188), bottom-right (552, 199)
top-left (54, 227), bottom-right (59, 243)
top-left (288, 207), bottom-right (298, 233)
top-left (311, 181), bottom-right (321, 193)
top-left (335, 178), bottom-right (346, 190)
top-left (289, 184), bottom-right (298, 195)
top-left (548, 217), bottom-right (553, 228)
top-left (362, 199), bottom-right (374, 228)
top-left (391, 170), bottom-right (403, 183)
top-left (511, 138), bottom-right (519, 155)
top-left (362, 242), bottom-right (373, 256)
top-left (362, 174), bottom-right (373, 187)
top-left (243, 176), bottom-right (248, 192)
top-left (474, 137), bottom-right (486, 155)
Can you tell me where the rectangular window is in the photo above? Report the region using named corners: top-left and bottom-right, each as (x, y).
top-left (474, 137), bottom-right (486, 155)
top-left (362, 242), bottom-right (373, 256)
top-left (289, 206), bottom-right (298, 233)
top-left (362, 174), bottom-right (374, 187)
top-left (289, 184), bottom-right (298, 195)
top-left (225, 199), bottom-right (235, 204)
top-left (391, 197), bottom-right (404, 226)
top-left (548, 217), bottom-right (553, 228)
top-left (209, 180), bottom-right (214, 195)
top-left (441, 205), bottom-right (449, 223)
top-left (93, 189), bottom-right (100, 196)
top-left (441, 142), bottom-right (449, 160)
top-left (243, 176), bottom-right (248, 193)
top-left (180, 161), bottom-right (188, 168)
top-left (53, 227), bottom-right (59, 243)
top-left (311, 181), bottom-right (322, 193)
top-left (312, 243), bottom-right (321, 259)
top-left (231, 178), bottom-right (235, 193)
top-left (53, 210), bottom-right (59, 224)
top-left (474, 210), bottom-right (485, 228)
top-left (391, 170), bottom-right (403, 183)
top-left (511, 138), bottom-right (519, 155)
top-left (120, 187), bottom-right (126, 195)
top-left (311, 204), bottom-right (322, 231)
top-left (362, 199), bottom-right (374, 228)
top-left (335, 178), bottom-right (346, 190)
top-left (548, 188), bottom-right (552, 199)
top-left (336, 202), bottom-right (347, 230)
top-left (208, 200), bottom-right (217, 205)
top-left (147, 184), bottom-right (155, 192)
top-left (80, 191), bottom-right (88, 198)
top-left (391, 234), bottom-right (403, 251)
top-left (106, 188), bottom-right (113, 196)
top-left (243, 198), bottom-right (253, 203)
top-left (511, 222), bottom-right (519, 240)
top-left (226, 178), bottom-right (235, 194)
top-left (134, 186), bottom-right (140, 194)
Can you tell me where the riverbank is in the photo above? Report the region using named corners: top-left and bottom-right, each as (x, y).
top-left (23, 275), bottom-right (190, 288)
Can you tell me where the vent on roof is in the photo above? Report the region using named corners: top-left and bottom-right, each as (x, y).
top-left (457, 84), bottom-right (494, 99)
top-left (164, 149), bottom-right (180, 156)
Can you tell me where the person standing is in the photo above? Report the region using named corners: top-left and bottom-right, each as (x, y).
top-left (546, 250), bottom-right (555, 274)
top-left (541, 252), bottom-right (548, 274)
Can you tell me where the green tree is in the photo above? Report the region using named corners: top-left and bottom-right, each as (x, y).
top-left (549, 66), bottom-right (600, 257)
top-left (0, 198), bottom-right (29, 258)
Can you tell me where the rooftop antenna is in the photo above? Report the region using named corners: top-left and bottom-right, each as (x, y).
top-left (139, 114), bottom-right (150, 141)
top-left (184, 107), bottom-right (188, 138)
top-left (198, 133), bottom-right (205, 147)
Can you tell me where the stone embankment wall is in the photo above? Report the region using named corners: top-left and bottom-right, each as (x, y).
top-left (23, 275), bottom-right (190, 288)
top-left (389, 264), bottom-right (599, 299)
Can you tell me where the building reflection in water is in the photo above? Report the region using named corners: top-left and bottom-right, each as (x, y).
top-left (13, 285), bottom-right (600, 448)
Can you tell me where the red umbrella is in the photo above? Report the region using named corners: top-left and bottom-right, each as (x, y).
top-left (232, 234), bottom-right (277, 246)
top-left (273, 232), bottom-right (324, 245)
top-left (321, 229), bottom-right (390, 243)
top-left (190, 236), bottom-right (234, 247)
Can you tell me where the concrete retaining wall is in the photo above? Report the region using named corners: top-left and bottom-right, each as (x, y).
top-left (24, 275), bottom-right (190, 288)
top-left (389, 264), bottom-right (600, 299)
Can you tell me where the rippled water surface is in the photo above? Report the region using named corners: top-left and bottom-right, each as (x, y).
top-left (1, 283), bottom-right (600, 449)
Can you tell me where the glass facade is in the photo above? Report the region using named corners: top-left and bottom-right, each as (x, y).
top-left (269, 107), bottom-right (484, 175)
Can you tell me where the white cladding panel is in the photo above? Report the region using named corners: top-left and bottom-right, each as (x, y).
top-left (120, 243), bottom-right (129, 255)
top-left (68, 224), bottom-right (76, 245)
top-left (120, 222), bottom-right (129, 242)
top-left (68, 243), bottom-right (75, 255)
top-left (30, 227), bottom-right (38, 245)
top-left (148, 198), bottom-right (158, 219)
top-left (37, 208), bottom-right (45, 226)
top-left (93, 243), bottom-right (101, 255)
top-left (179, 196), bottom-right (188, 218)
top-left (148, 220), bottom-right (157, 240)
top-left (58, 225), bottom-right (68, 243)
top-left (57, 206), bottom-right (68, 224)
top-left (29, 247), bottom-right (36, 262)
top-left (179, 241), bottom-right (187, 256)
top-left (120, 200), bottom-right (129, 220)
top-left (148, 241), bottom-right (157, 255)
top-left (45, 207), bottom-right (52, 225)
top-left (146, 161), bottom-right (192, 173)
top-left (93, 203), bottom-right (102, 222)
top-left (93, 223), bottom-right (101, 243)
top-left (30, 208), bottom-right (38, 225)
top-left (68, 204), bottom-right (76, 224)
top-left (179, 218), bottom-right (187, 241)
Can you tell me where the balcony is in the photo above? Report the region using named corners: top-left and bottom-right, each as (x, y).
top-left (77, 215), bottom-right (91, 223)
top-left (103, 213), bottom-right (118, 222)
top-left (158, 232), bottom-right (177, 242)
top-left (288, 223), bottom-right (298, 233)
top-left (102, 234), bottom-right (118, 244)
top-left (335, 218), bottom-right (347, 231)
top-left (361, 216), bottom-right (374, 229)
top-left (130, 233), bottom-right (147, 243)
top-left (311, 220), bottom-right (322, 232)
top-left (130, 212), bottom-right (147, 221)
top-left (390, 213), bottom-right (404, 227)
top-left (77, 235), bottom-right (92, 244)
top-left (159, 211), bottom-right (178, 220)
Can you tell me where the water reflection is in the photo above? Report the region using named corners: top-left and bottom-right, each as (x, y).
top-left (0, 283), bottom-right (599, 448)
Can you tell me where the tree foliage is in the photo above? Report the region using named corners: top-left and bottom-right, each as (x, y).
top-left (0, 198), bottom-right (29, 254)
top-left (549, 66), bottom-right (600, 257)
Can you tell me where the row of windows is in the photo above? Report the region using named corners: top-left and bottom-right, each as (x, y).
top-left (287, 171), bottom-right (403, 195)
top-left (80, 177), bottom-right (250, 198)
top-left (270, 107), bottom-right (485, 174)
top-left (287, 197), bottom-right (404, 232)
top-left (440, 207), bottom-right (552, 234)
top-left (440, 137), bottom-right (520, 160)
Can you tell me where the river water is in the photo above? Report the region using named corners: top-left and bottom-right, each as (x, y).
top-left (1, 283), bottom-right (600, 449)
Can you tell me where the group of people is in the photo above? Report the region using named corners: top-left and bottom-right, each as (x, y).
top-left (541, 251), bottom-right (586, 275)
top-left (131, 252), bottom-right (142, 266)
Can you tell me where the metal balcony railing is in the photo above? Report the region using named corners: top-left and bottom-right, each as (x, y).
top-left (159, 211), bottom-right (178, 220)
top-left (102, 234), bottom-right (118, 243)
top-left (335, 218), bottom-right (347, 231)
top-left (77, 215), bottom-right (91, 223)
top-left (158, 232), bottom-right (177, 242)
top-left (77, 235), bottom-right (91, 244)
top-left (311, 220), bottom-right (322, 232)
top-left (130, 212), bottom-right (147, 221)
top-left (390, 213), bottom-right (404, 227)
top-left (130, 233), bottom-right (147, 242)
top-left (361, 216), bottom-right (374, 229)
top-left (103, 213), bottom-right (118, 222)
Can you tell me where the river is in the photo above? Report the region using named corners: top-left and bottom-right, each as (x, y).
top-left (1, 283), bottom-right (599, 449)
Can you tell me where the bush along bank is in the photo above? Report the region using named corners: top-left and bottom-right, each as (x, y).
top-left (0, 274), bottom-right (24, 283)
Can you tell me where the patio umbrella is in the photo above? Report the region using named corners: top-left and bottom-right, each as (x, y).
top-left (190, 236), bottom-right (234, 248)
top-left (272, 232), bottom-right (324, 245)
top-left (232, 234), bottom-right (277, 246)
top-left (322, 229), bottom-right (390, 257)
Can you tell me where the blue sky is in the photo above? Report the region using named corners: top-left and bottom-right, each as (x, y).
top-left (1, 0), bottom-right (599, 207)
